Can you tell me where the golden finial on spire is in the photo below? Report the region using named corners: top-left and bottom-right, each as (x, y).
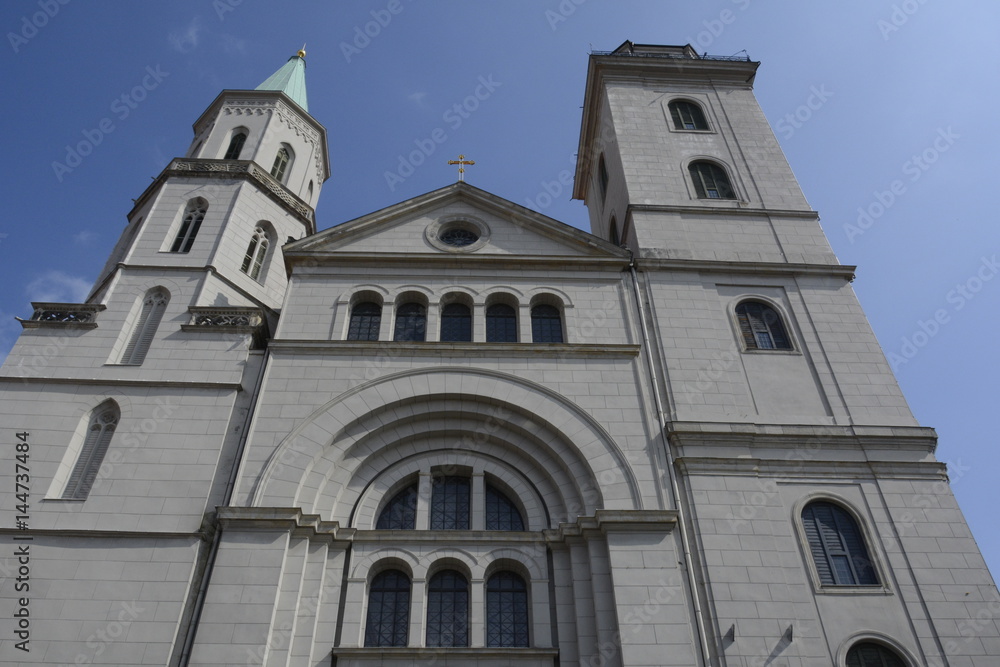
top-left (297, 43), bottom-right (307, 58)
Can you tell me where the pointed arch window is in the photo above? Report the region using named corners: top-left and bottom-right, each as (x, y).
top-left (376, 483), bottom-right (418, 530)
top-left (440, 303), bottom-right (472, 342)
top-left (485, 484), bottom-right (524, 531)
top-left (486, 304), bottom-right (517, 343)
top-left (735, 301), bottom-right (791, 350)
top-left (426, 570), bottom-right (469, 647)
top-left (801, 501), bottom-right (879, 586)
top-left (223, 130), bottom-right (247, 160)
top-left (531, 304), bottom-right (563, 343)
top-left (63, 401), bottom-right (120, 500)
top-left (430, 476), bottom-right (470, 530)
top-left (846, 643), bottom-right (906, 667)
top-left (689, 160), bottom-right (736, 199)
top-left (120, 288), bottom-right (169, 365)
top-left (669, 100), bottom-right (709, 130)
top-left (347, 302), bottom-right (382, 341)
top-left (364, 570), bottom-right (410, 647)
top-left (598, 153), bottom-right (609, 200)
top-left (270, 146), bottom-right (291, 183)
top-left (240, 226), bottom-right (270, 282)
top-left (393, 303), bottom-right (426, 342)
top-left (170, 199), bottom-right (207, 253)
top-left (486, 572), bottom-right (529, 647)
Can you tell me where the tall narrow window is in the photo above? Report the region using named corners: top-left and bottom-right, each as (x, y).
top-left (376, 484), bottom-right (418, 530)
top-left (735, 301), bottom-right (791, 350)
top-left (240, 226), bottom-right (270, 282)
top-left (307, 180), bottom-right (314, 204)
top-left (364, 570), bottom-right (410, 647)
top-left (486, 304), bottom-right (517, 343)
top-left (485, 484), bottom-right (524, 531)
top-left (120, 288), bottom-right (169, 365)
top-left (669, 100), bottom-right (709, 130)
top-left (426, 570), bottom-right (469, 647)
top-left (689, 161), bottom-right (736, 199)
top-left (598, 154), bottom-right (609, 199)
top-left (486, 572), bottom-right (529, 647)
top-left (347, 302), bottom-right (382, 341)
top-left (430, 476), bottom-right (470, 530)
top-left (801, 501), bottom-right (879, 586)
top-left (271, 146), bottom-right (291, 183)
top-left (440, 303), bottom-right (471, 342)
top-left (609, 216), bottom-right (620, 246)
top-left (223, 131), bottom-right (247, 160)
top-left (393, 303), bottom-right (426, 342)
top-left (531, 304), bottom-right (563, 343)
top-left (846, 643), bottom-right (906, 667)
top-left (170, 199), bottom-right (207, 253)
top-left (63, 401), bottom-right (120, 500)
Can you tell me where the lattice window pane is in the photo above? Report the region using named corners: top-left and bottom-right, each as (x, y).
top-left (64, 402), bottom-right (119, 500)
top-left (348, 302), bottom-right (382, 341)
top-left (224, 132), bottom-right (247, 160)
top-left (426, 570), bottom-right (469, 647)
top-left (531, 305), bottom-right (563, 343)
top-left (689, 161), bottom-right (735, 200)
top-left (440, 303), bottom-right (471, 342)
top-left (170, 199), bottom-right (207, 253)
top-left (735, 301), bottom-right (791, 351)
top-left (486, 304), bottom-right (517, 343)
top-left (364, 570), bottom-right (410, 647)
top-left (430, 476), bottom-right (470, 530)
top-left (486, 572), bottom-right (529, 647)
top-left (241, 227), bottom-right (269, 282)
top-left (485, 484), bottom-right (524, 531)
top-left (393, 303), bottom-right (426, 342)
top-left (376, 484), bottom-right (418, 529)
top-left (669, 101), bottom-right (709, 130)
top-left (271, 147), bottom-right (290, 182)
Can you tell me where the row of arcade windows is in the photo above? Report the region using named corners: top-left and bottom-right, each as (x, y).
top-left (376, 476), bottom-right (524, 531)
top-left (166, 199), bottom-right (271, 283)
top-left (221, 129), bottom-right (295, 186)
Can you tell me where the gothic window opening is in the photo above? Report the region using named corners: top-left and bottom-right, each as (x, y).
top-left (735, 301), bottom-right (791, 350)
top-left (393, 303), bottom-right (426, 342)
top-left (223, 130), bottom-right (247, 160)
top-left (609, 216), bottom-right (620, 246)
top-left (270, 146), bottom-right (291, 183)
top-left (669, 100), bottom-right (709, 130)
top-left (120, 288), bottom-right (169, 365)
top-left (426, 570), bottom-right (469, 647)
top-left (170, 199), bottom-right (207, 253)
top-left (364, 570), bottom-right (410, 647)
top-left (62, 401), bottom-right (119, 500)
top-left (598, 154), bottom-right (609, 200)
top-left (486, 303), bottom-right (517, 343)
top-left (440, 303), bottom-right (472, 342)
top-left (240, 226), bottom-right (270, 282)
top-left (801, 501), bottom-right (879, 586)
top-left (486, 571), bottom-right (529, 647)
top-left (846, 642), bottom-right (907, 667)
top-left (347, 302), bottom-right (382, 341)
top-left (430, 476), bottom-right (470, 530)
top-left (689, 160), bottom-right (736, 199)
top-left (485, 484), bottom-right (524, 531)
top-left (531, 304), bottom-right (563, 343)
top-left (376, 483), bottom-right (418, 530)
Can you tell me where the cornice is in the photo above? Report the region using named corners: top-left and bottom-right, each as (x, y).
top-left (284, 251), bottom-right (629, 271)
top-left (267, 340), bottom-right (640, 359)
top-left (635, 257), bottom-right (857, 280)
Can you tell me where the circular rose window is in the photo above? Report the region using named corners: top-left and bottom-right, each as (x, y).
top-left (439, 228), bottom-right (479, 247)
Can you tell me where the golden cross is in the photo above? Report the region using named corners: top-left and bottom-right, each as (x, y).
top-left (447, 154), bottom-right (475, 181)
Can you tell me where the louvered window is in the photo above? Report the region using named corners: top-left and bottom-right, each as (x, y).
top-left (430, 476), bottom-right (470, 530)
top-left (735, 301), bottom-right (791, 350)
top-left (170, 199), bottom-right (207, 253)
top-left (393, 303), bottom-right (426, 342)
top-left (347, 302), bottom-right (382, 341)
top-left (364, 570), bottom-right (410, 647)
top-left (376, 484), bottom-right (418, 530)
top-left (846, 642), bottom-right (907, 667)
top-left (63, 401), bottom-right (119, 500)
top-left (486, 572), bottom-right (529, 647)
top-left (270, 146), bottom-right (291, 183)
top-left (120, 288), bottom-right (169, 365)
top-left (485, 484), bottom-right (524, 531)
top-left (224, 131), bottom-right (247, 160)
top-left (240, 226), bottom-right (270, 281)
top-left (531, 304), bottom-right (563, 343)
top-left (669, 100), bottom-right (709, 130)
top-left (801, 501), bottom-right (879, 586)
top-left (426, 570), bottom-right (469, 647)
top-left (440, 303), bottom-right (472, 342)
top-left (486, 304), bottom-right (517, 343)
top-left (689, 161), bottom-right (736, 199)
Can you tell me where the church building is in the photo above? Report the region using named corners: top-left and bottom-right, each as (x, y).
top-left (2, 42), bottom-right (998, 667)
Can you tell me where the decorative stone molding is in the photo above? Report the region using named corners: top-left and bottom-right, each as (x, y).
top-left (181, 306), bottom-right (269, 347)
top-left (18, 302), bottom-right (105, 329)
top-left (221, 97), bottom-right (325, 182)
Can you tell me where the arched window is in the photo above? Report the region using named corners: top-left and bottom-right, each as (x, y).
top-left (801, 501), bottom-right (879, 586)
top-left (735, 301), bottom-right (791, 350)
top-left (393, 303), bottom-right (426, 342)
top-left (376, 484), bottom-right (418, 530)
top-left (846, 642), bottom-right (907, 667)
top-left (364, 570), bottom-right (410, 647)
top-left (307, 180), bottom-right (314, 204)
top-left (240, 225), bottom-right (270, 282)
top-left (689, 161), bottom-right (736, 199)
top-left (598, 153), bottom-right (609, 199)
top-left (63, 401), bottom-right (120, 500)
top-left (430, 476), bottom-right (470, 530)
top-left (120, 288), bottom-right (169, 365)
top-left (486, 303), bottom-right (517, 343)
top-left (440, 303), bottom-right (472, 342)
top-left (486, 571), bottom-right (529, 647)
top-left (426, 570), bottom-right (469, 647)
top-left (223, 130), bottom-right (247, 160)
top-left (170, 198), bottom-right (207, 253)
top-left (669, 100), bottom-right (709, 130)
top-left (531, 304), bottom-right (563, 343)
top-left (348, 302), bottom-right (382, 341)
top-left (270, 145), bottom-right (291, 183)
top-left (485, 484), bottom-right (524, 531)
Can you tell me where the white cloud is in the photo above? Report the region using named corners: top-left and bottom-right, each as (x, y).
top-left (73, 230), bottom-right (97, 244)
top-left (25, 271), bottom-right (92, 304)
top-left (169, 16), bottom-right (204, 54)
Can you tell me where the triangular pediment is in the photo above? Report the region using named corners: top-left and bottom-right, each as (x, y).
top-left (286, 182), bottom-right (625, 261)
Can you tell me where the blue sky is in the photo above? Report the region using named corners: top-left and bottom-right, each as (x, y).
top-left (2, 2), bottom-right (998, 577)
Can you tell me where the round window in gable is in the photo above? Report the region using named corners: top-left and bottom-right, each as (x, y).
top-left (426, 217), bottom-right (491, 253)
top-left (440, 227), bottom-right (479, 247)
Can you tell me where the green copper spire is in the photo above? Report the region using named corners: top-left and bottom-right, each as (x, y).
top-left (256, 48), bottom-right (309, 111)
